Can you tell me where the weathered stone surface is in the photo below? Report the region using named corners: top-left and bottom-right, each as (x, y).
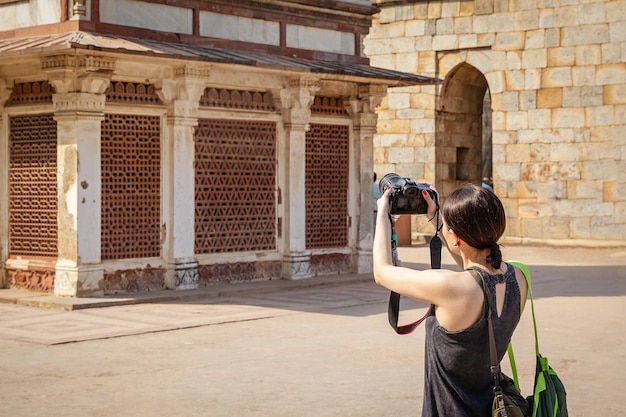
top-left (366, 0), bottom-right (625, 244)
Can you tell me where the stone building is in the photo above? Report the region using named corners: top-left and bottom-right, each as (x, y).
top-left (0, 0), bottom-right (438, 296)
top-left (365, 0), bottom-right (625, 245)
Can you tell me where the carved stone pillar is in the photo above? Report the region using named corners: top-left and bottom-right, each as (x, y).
top-left (278, 77), bottom-right (319, 279)
top-left (346, 84), bottom-right (386, 273)
top-left (157, 65), bottom-right (208, 290)
top-left (0, 79), bottom-right (12, 289)
top-left (44, 54), bottom-right (113, 296)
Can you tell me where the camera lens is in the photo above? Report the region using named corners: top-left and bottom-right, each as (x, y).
top-left (379, 172), bottom-right (402, 193)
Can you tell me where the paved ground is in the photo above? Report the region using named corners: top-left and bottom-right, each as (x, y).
top-left (0, 244), bottom-right (624, 417)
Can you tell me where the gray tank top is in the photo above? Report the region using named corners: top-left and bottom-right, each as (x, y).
top-left (421, 263), bottom-right (521, 417)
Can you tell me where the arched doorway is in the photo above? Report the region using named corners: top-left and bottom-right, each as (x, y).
top-left (436, 63), bottom-right (491, 198)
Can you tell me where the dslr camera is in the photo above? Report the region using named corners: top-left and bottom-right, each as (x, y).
top-left (379, 173), bottom-right (437, 215)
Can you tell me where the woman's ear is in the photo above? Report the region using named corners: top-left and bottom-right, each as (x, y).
top-left (447, 228), bottom-right (461, 247)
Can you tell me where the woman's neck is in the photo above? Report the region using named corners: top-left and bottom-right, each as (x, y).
top-left (461, 248), bottom-right (505, 274)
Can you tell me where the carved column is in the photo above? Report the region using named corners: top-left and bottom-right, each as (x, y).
top-left (44, 54), bottom-right (113, 296)
top-left (346, 84), bottom-right (386, 273)
top-left (278, 77), bottom-right (319, 279)
top-left (0, 79), bottom-right (12, 289)
top-left (157, 65), bottom-right (208, 290)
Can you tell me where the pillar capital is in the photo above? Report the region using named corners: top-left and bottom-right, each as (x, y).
top-left (344, 84), bottom-right (387, 134)
top-left (42, 54), bottom-right (114, 95)
top-left (279, 76), bottom-right (320, 130)
top-left (156, 64), bottom-right (211, 115)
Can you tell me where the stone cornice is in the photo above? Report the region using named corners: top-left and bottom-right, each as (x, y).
top-left (42, 54), bottom-right (114, 95)
top-left (41, 54), bottom-right (115, 73)
top-left (174, 64), bottom-right (211, 80)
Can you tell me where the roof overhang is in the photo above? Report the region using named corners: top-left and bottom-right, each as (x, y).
top-left (0, 31), bottom-right (441, 87)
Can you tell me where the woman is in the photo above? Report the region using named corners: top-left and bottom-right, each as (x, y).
top-left (373, 184), bottom-right (528, 417)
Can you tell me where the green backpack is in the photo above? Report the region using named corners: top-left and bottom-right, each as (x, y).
top-left (507, 261), bottom-right (569, 417)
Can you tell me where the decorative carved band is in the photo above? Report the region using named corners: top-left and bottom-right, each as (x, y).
top-left (358, 84), bottom-right (387, 97)
top-left (311, 96), bottom-right (349, 116)
top-left (175, 65), bottom-right (211, 79)
top-left (288, 78), bottom-right (319, 90)
top-left (199, 87), bottom-right (275, 111)
top-left (41, 54), bottom-right (115, 72)
top-left (7, 81), bottom-right (55, 105)
top-left (53, 93), bottom-right (106, 112)
top-left (7, 268), bottom-right (55, 293)
top-left (106, 82), bottom-right (163, 105)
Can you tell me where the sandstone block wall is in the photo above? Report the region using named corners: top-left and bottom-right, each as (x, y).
top-left (365, 0), bottom-right (626, 244)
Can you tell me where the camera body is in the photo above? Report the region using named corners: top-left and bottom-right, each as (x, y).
top-left (379, 173), bottom-right (437, 215)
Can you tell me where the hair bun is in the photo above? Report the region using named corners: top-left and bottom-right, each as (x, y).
top-left (486, 242), bottom-right (502, 269)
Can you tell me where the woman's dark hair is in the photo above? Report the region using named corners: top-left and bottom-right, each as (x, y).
top-left (442, 184), bottom-right (506, 269)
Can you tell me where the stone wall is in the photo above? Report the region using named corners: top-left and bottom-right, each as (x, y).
top-left (365, 0), bottom-right (626, 244)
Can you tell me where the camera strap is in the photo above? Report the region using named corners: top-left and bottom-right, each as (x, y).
top-left (387, 214), bottom-right (442, 335)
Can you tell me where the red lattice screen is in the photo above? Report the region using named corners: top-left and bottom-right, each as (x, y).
top-left (101, 114), bottom-right (161, 260)
top-left (305, 124), bottom-right (349, 248)
top-left (194, 119), bottom-right (277, 253)
top-left (8, 114), bottom-right (58, 257)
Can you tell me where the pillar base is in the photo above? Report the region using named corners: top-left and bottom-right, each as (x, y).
top-left (352, 249), bottom-right (373, 274)
top-left (281, 252), bottom-right (312, 280)
top-left (165, 260), bottom-right (199, 290)
top-left (54, 262), bottom-right (104, 297)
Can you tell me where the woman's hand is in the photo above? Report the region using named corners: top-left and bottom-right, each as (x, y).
top-left (421, 184), bottom-right (439, 221)
top-left (376, 188), bottom-right (391, 216)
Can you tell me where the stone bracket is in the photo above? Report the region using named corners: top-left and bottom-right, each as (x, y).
top-left (42, 54), bottom-right (115, 95)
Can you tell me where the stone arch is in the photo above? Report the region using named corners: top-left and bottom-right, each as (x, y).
top-left (436, 63), bottom-right (491, 198)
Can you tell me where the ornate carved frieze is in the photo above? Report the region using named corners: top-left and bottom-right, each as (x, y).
top-left (200, 88), bottom-right (275, 111)
top-left (310, 96), bottom-right (349, 116)
top-left (310, 253), bottom-right (350, 276)
top-left (103, 267), bottom-right (165, 294)
top-left (41, 54), bottom-right (115, 73)
top-left (106, 81), bottom-right (162, 105)
top-left (7, 268), bottom-right (55, 293)
top-left (6, 81), bottom-right (54, 106)
top-left (53, 92), bottom-right (106, 113)
top-left (198, 260), bottom-right (282, 285)
top-left (174, 64), bottom-right (211, 80)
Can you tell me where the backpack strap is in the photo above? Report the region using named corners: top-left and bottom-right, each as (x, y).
top-left (505, 260), bottom-right (541, 391)
top-left (507, 260), bottom-right (540, 356)
top-left (468, 268), bottom-right (503, 392)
